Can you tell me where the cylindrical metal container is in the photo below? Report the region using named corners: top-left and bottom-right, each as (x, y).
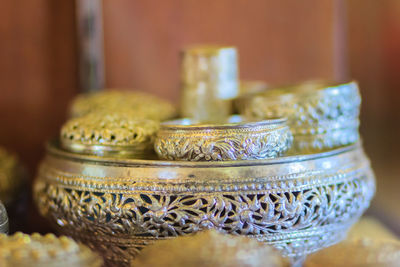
top-left (180, 46), bottom-right (239, 123)
top-left (34, 141), bottom-right (375, 266)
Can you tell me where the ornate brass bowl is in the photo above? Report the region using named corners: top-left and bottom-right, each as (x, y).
top-left (154, 117), bottom-right (292, 161)
top-left (60, 112), bottom-right (159, 158)
top-left (34, 141), bottom-right (375, 266)
top-left (237, 81), bottom-right (361, 154)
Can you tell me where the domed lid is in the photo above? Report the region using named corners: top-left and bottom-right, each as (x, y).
top-left (60, 111), bottom-right (159, 158)
top-left (131, 230), bottom-right (287, 267)
top-left (69, 90), bottom-right (176, 121)
top-left (0, 233), bottom-right (102, 267)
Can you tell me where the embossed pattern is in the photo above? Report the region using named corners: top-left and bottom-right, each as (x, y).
top-left (60, 112), bottom-right (159, 157)
top-left (34, 144), bottom-right (375, 266)
top-left (155, 119), bottom-right (292, 161)
top-left (238, 81), bottom-right (361, 153)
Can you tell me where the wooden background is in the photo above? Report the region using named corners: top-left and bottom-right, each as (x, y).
top-left (0, 0), bottom-right (399, 233)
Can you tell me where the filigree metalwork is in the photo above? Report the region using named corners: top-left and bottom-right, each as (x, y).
top-left (60, 112), bottom-right (159, 158)
top-left (34, 143), bottom-right (375, 266)
top-left (238, 81), bottom-right (361, 153)
top-left (155, 118), bottom-right (292, 161)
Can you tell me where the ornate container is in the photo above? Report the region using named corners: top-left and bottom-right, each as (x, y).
top-left (180, 46), bottom-right (238, 123)
top-left (34, 141), bottom-right (375, 266)
top-left (154, 116), bottom-right (292, 161)
top-left (237, 81), bottom-right (361, 154)
top-left (0, 232), bottom-right (102, 267)
top-left (60, 112), bottom-right (159, 158)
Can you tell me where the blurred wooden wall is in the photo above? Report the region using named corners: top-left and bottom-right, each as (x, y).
top-left (0, 1), bottom-right (78, 232)
top-left (347, 0), bottom-right (400, 155)
top-left (0, 1), bottom-right (78, 172)
top-left (103, 0), bottom-right (346, 102)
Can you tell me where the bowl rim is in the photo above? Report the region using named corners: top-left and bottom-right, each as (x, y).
top-left (46, 139), bottom-right (360, 168)
top-left (160, 115), bottom-right (287, 131)
top-left (238, 80), bottom-right (359, 101)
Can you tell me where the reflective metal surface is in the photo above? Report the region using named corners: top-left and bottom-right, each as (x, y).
top-left (155, 116), bottom-right (292, 161)
top-left (61, 112), bottom-right (159, 158)
top-left (34, 141), bottom-right (375, 266)
top-left (238, 81), bottom-right (361, 154)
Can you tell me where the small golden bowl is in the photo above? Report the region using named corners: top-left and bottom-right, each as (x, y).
top-left (305, 238), bottom-right (400, 267)
top-left (0, 202), bottom-right (8, 234)
top-left (60, 112), bottom-right (159, 158)
top-left (69, 90), bottom-right (177, 121)
top-left (237, 81), bottom-right (361, 153)
top-left (131, 230), bottom-right (288, 267)
top-left (0, 232), bottom-right (102, 267)
top-left (154, 116), bottom-right (292, 161)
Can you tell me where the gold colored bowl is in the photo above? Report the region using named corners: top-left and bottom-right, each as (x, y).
top-left (34, 141), bottom-right (375, 266)
top-left (0, 232), bottom-right (103, 267)
top-left (154, 116), bottom-right (292, 161)
top-left (131, 230), bottom-right (288, 267)
top-left (60, 112), bottom-right (159, 158)
top-left (69, 90), bottom-right (177, 121)
top-left (237, 81), bottom-right (361, 153)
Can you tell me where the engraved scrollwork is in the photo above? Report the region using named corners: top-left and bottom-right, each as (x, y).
top-left (238, 81), bottom-right (362, 153)
top-left (155, 122), bottom-right (293, 161)
top-left (34, 170), bottom-right (374, 266)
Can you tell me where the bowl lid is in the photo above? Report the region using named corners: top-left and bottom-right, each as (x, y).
top-left (60, 111), bottom-right (159, 158)
top-left (69, 90), bottom-right (177, 121)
